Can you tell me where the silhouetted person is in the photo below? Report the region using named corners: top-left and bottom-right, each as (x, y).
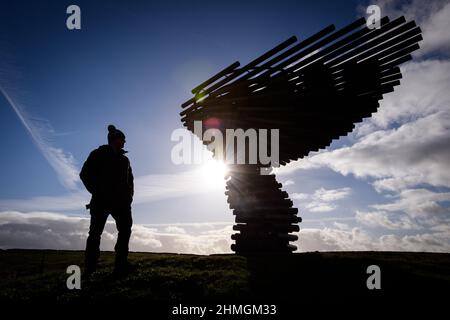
top-left (80, 124), bottom-right (134, 276)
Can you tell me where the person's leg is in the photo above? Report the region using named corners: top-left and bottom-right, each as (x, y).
top-left (111, 205), bottom-right (133, 271)
top-left (85, 208), bottom-right (109, 273)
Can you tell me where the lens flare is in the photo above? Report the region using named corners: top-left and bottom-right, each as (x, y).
top-left (198, 158), bottom-right (228, 188)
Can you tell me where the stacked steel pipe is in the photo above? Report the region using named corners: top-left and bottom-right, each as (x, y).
top-left (179, 16), bottom-right (422, 254)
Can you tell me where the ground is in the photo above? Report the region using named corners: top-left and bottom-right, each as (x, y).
top-left (0, 250), bottom-right (449, 303)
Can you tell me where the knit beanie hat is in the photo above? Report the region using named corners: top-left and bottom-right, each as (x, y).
top-left (107, 124), bottom-right (125, 144)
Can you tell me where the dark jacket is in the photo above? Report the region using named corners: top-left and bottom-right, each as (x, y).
top-left (80, 144), bottom-right (134, 209)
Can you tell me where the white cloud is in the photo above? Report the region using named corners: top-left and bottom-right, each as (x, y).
top-left (333, 222), bottom-right (350, 230)
top-left (0, 170), bottom-right (226, 212)
top-left (291, 193), bottom-right (309, 200)
top-left (371, 0), bottom-right (450, 56)
top-left (282, 179), bottom-right (295, 186)
top-left (133, 170), bottom-right (223, 204)
top-left (0, 191), bottom-right (89, 212)
top-left (355, 210), bottom-right (418, 230)
top-left (371, 189), bottom-right (450, 218)
top-left (280, 106), bottom-right (450, 193)
top-left (277, 0), bottom-right (450, 253)
top-left (306, 203), bottom-right (336, 213)
top-left (0, 211), bottom-right (233, 254)
top-left (292, 187), bottom-right (351, 213)
top-left (373, 60), bottom-right (450, 127)
top-left (297, 227), bottom-right (450, 252)
top-left (297, 228), bottom-right (375, 251)
top-left (278, 8), bottom-right (450, 192)
top-left (313, 187), bottom-right (351, 202)
top-left (376, 232), bottom-right (450, 252)
top-left (163, 226), bottom-right (186, 234)
top-left (1, 211), bottom-right (448, 253)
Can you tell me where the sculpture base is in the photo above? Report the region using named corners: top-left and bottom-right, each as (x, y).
top-left (226, 165), bottom-right (301, 254)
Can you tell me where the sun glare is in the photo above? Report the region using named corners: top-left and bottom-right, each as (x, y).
top-left (198, 158), bottom-right (229, 188)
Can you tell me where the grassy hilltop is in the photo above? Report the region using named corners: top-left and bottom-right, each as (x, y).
top-left (0, 250), bottom-right (449, 302)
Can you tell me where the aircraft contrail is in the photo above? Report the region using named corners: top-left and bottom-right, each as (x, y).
top-left (0, 84), bottom-right (80, 190)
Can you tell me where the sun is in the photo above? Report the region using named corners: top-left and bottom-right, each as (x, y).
top-left (198, 157), bottom-right (229, 188)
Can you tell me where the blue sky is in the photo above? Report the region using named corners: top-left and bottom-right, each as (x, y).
top-left (1, 0), bottom-right (449, 253)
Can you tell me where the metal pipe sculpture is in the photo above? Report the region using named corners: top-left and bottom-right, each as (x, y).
top-left (180, 16), bottom-right (422, 254)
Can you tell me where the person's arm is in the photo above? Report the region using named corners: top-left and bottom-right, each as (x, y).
top-left (80, 150), bottom-right (99, 195)
top-left (128, 164), bottom-right (134, 202)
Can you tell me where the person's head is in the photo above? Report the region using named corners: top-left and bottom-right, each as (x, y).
top-left (107, 124), bottom-right (126, 150)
